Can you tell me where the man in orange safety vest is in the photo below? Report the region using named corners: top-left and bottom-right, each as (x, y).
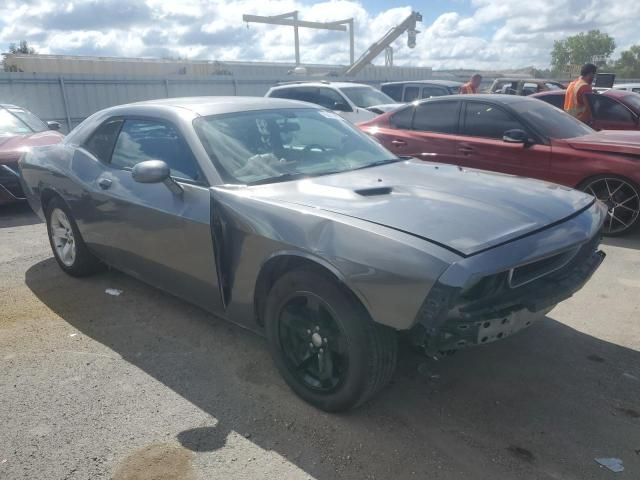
top-left (564, 63), bottom-right (597, 124)
top-left (460, 74), bottom-right (482, 94)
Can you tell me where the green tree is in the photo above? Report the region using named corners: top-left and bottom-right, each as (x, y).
top-left (614, 45), bottom-right (640, 78)
top-left (551, 30), bottom-right (616, 74)
top-left (8, 40), bottom-right (36, 55)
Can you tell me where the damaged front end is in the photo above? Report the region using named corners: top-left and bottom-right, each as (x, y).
top-left (410, 233), bottom-right (605, 356)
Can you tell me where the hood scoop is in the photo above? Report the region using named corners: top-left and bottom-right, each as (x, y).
top-left (355, 186), bottom-right (393, 196)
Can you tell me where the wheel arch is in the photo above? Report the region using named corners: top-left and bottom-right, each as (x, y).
top-left (253, 251), bottom-right (371, 327)
top-left (40, 187), bottom-right (68, 212)
top-left (576, 172), bottom-right (640, 190)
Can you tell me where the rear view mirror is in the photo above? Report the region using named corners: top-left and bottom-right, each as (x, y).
top-left (503, 129), bottom-right (530, 144)
top-left (333, 102), bottom-right (352, 112)
top-left (47, 121), bottom-right (61, 131)
top-left (132, 160), bottom-right (183, 195)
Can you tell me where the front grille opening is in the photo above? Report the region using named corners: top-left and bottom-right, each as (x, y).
top-left (508, 247), bottom-right (579, 288)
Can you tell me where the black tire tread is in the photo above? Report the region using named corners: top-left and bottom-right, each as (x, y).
top-left (265, 267), bottom-right (397, 411)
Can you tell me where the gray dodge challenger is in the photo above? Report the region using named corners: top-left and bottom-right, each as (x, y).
top-left (19, 97), bottom-right (606, 411)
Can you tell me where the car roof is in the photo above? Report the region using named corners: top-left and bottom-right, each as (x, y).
top-left (421, 94), bottom-right (534, 105)
top-left (381, 80), bottom-right (462, 87)
top-left (270, 81), bottom-right (371, 89)
top-left (493, 78), bottom-right (561, 83)
top-left (129, 96), bottom-right (321, 116)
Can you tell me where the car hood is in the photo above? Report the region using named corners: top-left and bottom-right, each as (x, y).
top-left (565, 130), bottom-right (640, 156)
top-left (247, 160), bottom-right (594, 256)
top-left (0, 131), bottom-right (64, 163)
top-left (365, 103), bottom-right (403, 114)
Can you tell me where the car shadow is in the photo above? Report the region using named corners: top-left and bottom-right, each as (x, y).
top-left (602, 229), bottom-right (640, 251)
top-left (0, 202), bottom-right (41, 228)
top-left (25, 259), bottom-right (640, 479)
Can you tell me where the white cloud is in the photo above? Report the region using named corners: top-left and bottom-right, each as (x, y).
top-left (1, 0), bottom-right (638, 69)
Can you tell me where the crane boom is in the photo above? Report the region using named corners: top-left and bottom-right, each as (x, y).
top-left (344, 11), bottom-right (422, 77)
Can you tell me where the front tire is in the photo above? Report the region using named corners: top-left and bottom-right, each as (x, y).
top-left (579, 175), bottom-right (640, 236)
top-left (45, 197), bottom-right (103, 276)
top-left (264, 268), bottom-right (397, 412)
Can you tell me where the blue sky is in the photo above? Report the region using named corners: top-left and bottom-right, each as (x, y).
top-left (1, 0), bottom-right (638, 70)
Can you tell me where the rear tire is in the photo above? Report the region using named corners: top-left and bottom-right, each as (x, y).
top-left (45, 197), bottom-right (104, 276)
top-left (579, 175), bottom-right (640, 236)
top-left (264, 268), bottom-right (397, 412)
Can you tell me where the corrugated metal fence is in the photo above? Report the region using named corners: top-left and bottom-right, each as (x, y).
top-left (0, 67), bottom-right (433, 133)
top-left (3, 71), bottom-right (639, 134)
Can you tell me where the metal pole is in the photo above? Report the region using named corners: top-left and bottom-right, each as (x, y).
top-left (348, 19), bottom-right (355, 65)
top-left (164, 79), bottom-right (170, 97)
top-left (58, 76), bottom-right (72, 132)
top-left (293, 11), bottom-right (300, 65)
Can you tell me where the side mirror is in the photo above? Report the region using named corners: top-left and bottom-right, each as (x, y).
top-left (47, 121), bottom-right (61, 131)
top-left (333, 102), bottom-right (352, 112)
top-left (131, 160), bottom-right (183, 195)
top-left (503, 129), bottom-right (531, 145)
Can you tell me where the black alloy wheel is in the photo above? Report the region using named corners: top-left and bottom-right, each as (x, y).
top-left (581, 176), bottom-right (640, 236)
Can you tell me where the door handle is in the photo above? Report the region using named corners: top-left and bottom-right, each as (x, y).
top-left (458, 145), bottom-right (475, 155)
top-left (391, 139), bottom-right (407, 146)
top-left (98, 177), bottom-right (112, 190)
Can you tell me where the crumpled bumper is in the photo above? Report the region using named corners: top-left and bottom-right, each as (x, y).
top-left (410, 233), bottom-right (606, 356)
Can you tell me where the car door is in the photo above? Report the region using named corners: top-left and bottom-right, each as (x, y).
top-left (587, 94), bottom-right (638, 130)
top-left (381, 101), bottom-right (460, 164)
top-left (457, 101), bottom-right (551, 179)
top-left (78, 117), bottom-right (223, 312)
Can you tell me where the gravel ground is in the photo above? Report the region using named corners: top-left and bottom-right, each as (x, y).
top-left (1, 202), bottom-right (639, 480)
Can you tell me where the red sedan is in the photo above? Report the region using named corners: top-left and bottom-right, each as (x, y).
top-left (0, 104), bottom-right (64, 205)
top-left (359, 94), bottom-right (640, 235)
top-left (531, 89), bottom-right (640, 131)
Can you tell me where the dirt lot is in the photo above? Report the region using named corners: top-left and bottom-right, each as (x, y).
top-left (1, 202), bottom-right (639, 480)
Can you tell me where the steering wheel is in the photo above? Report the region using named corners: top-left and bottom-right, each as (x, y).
top-left (303, 144), bottom-right (327, 153)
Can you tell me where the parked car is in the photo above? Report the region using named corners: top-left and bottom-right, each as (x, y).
top-left (532, 89), bottom-right (640, 131)
top-left (380, 80), bottom-right (462, 102)
top-left (489, 78), bottom-right (565, 96)
top-left (265, 81), bottom-right (398, 122)
top-left (20, 97), bottom-right (606, 411)
top-left (613, 83), bottom-right (640, 94)
top-left (359, 94), bottom-right (640, 235)
top-left (0, 104), bottom-right (63, 205)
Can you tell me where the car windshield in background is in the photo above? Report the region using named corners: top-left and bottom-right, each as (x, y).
top-left (511, 100), bottom-right (594, 139)
top-left (6, 107), bottom-right (48, 133)
top-left (340, 87), bottom-right (396, 108)
top-left (623, 93), bottom-right (640, 112)
top-left (193, 108), bottom-right (397, 185)
top-left (0, 109), bottom-right (33, 135)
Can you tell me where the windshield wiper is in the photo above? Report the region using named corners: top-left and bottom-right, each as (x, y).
top-left (248, 172), bottom-right (310, 186)
top-left (348, 158), bottom-right (402, 172)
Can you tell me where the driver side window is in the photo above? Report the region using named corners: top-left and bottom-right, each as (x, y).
top-left (588, 95), bottom-right (635, 123)
top-left (315, 88), bottom-right (350, 110)
top-left (462, 102), bottom-right (527, 139)
top-left (110, 119), bottom-right (202, 181)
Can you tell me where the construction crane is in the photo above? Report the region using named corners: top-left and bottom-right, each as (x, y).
top-left (243, 11), bottom-right (354, 65)
top-left (344, 11), bottom-right (422, 77)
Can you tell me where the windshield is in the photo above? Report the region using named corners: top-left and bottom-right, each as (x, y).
top-left (511, 100), bottom-right (594, 139)
top-left (623, 93), bottom-right (640, 113)
top-left (193, 108), bottom-right (397, 185)
top-left (0, 107), bottom-right (48, 135)
top-left (0, 108), bottom-right (35, 135)
top-left (340, 87), bottom-right (396, 108)
top-left (8, 107), bottom-right (48, 132)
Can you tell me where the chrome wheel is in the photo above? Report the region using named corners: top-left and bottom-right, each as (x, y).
top-left (583, 177), bottom-right (640, 235)
top-left (50, 208), bottom-right (76, 266)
